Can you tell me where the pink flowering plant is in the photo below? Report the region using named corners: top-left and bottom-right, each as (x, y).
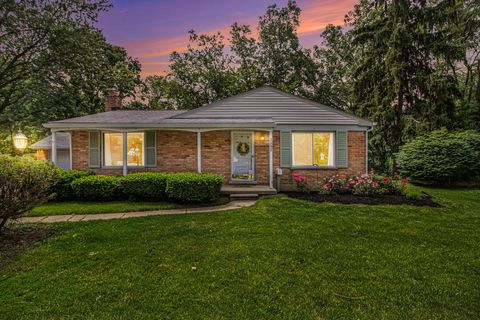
top-left (292, 173), bottom-right (309, 193)
top-left (320, 173), bottom-right (409, 197)
top-left (321, 174), bottom-right (350, 194)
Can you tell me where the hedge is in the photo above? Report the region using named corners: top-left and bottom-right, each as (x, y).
top-left (53, 169), bottom-right (95, 200)
top-left (119, 172), bottom-right (169, 201)
top-left (71, 175), bottom-right (122, 201)
top-left (165, 173), bottom-right (223, 203)
top-left (397, 130), bottom-right (480, 184)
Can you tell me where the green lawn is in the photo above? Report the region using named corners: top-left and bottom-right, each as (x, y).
top-left (24, 198), bottom-right (230, 217)
top-left (1, 187), bottom-right (479, 319)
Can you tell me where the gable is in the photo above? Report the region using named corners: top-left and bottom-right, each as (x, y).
top-left (173, 86), bottom-right (372, 126)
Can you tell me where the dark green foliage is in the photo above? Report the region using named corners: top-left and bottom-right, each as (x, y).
top-left (0, 1), bottom-right (141, 153)
top-left (165, 173), bottom-right (223, 203)
top-left (119, 172), bottom-right (169, 201)
top-left (397, 130), bottom-right (480, 184)
top-left (53, 170), bottom-right (95, 200)
top-left (71, 175), bottom-right (122, 201)
top-left (0, 155), bottom-right (56, 230)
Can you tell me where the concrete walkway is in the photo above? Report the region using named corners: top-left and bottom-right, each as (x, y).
top-left (17, 200), bottom-right (257, 224)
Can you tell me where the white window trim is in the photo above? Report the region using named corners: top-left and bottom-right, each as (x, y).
top-left (291, 131), bottom-right (336, 169)
top-left (102, 131), bottom-right (146, 169)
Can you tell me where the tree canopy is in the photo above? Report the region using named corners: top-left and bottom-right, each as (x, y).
top-left (0, 0), bottom-right (141, 152)
top-left (141, 0), bottom-right (479, 171)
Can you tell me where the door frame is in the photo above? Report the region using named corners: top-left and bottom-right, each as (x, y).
top-left (230, 131), bottom-right (255, 182)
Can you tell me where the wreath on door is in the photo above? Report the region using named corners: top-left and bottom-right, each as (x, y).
top-left (237, 142), bottom-right (250, 156)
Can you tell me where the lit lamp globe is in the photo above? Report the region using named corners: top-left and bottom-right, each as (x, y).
top-left (13, 132), bottom-right (28, 151)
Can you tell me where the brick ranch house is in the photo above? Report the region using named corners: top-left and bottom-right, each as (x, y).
top-left (34, 86), bottom-right (373, 192)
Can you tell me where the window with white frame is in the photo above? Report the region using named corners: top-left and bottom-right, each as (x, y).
top-left (292, 132), bottom-right (335, 167)
top-left (103, 132), bottom-right (144, 167)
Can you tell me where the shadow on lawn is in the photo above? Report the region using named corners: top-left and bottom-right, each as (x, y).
top-left (0, 225), bottom-right (57, 268)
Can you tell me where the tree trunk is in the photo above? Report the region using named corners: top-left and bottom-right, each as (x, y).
top-left (0, 217), bottom-right (8, 233)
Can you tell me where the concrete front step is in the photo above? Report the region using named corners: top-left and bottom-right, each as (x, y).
top-left (221, 184), bottom-right (277, 195)
top-left (230, 193), bottom-right (259, 200)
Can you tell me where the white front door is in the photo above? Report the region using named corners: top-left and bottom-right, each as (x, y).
top-left (231, 131), bottom-right (254, 181)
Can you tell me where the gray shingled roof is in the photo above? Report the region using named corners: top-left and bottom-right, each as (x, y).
top-left (48, 110), bottom-right (184, 124)
top-left (44, 86), bottom-right (372, 129)
top-left (174, 86), bottom-right (372, 126)
top-left (30, 133), bottom-right (70, 149)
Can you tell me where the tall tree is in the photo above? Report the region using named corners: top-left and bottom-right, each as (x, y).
top-left (0, 0), bottom-right (110, 113)
top-left (257, 0), bottom-right (316, 94)
top-left (312, 25), bottom-right (354, 110)
top-left (0, 1), bottom-right (141, 151)
top-left (346, 0), bottom-right (469, 171)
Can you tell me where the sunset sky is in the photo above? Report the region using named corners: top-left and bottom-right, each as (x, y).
top-left (98, 0), bottom-right (356, 77)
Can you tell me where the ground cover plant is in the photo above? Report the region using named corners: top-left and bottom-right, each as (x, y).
top-left (0, 187), bottom-right (478, 319)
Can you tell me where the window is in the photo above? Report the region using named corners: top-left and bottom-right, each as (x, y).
top-left (103, 132), bottom-right (144, 167)
top-left (292, 132), bottom-right (334, 167)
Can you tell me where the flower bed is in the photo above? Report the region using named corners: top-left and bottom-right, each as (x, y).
top-left (289, 173), bottom-right (438, 206)
top-left (287, 192), bottom-right (438, 207)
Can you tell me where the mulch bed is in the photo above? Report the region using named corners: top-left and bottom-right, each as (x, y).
top-left (0, 225), bottom-right (56, 267)
top-left (286, 192), bottom-right (440, 207)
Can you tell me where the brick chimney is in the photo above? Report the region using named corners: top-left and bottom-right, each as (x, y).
top-left (105, 89), bottom-right (122, 112)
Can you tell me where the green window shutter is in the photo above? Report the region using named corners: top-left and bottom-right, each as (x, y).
top-left (89, 131), bottom-right (100, 168)
top-left (145, 130), bottom-right (157, 167)
top-left (280, 131), bottom-right (292, 167)
top-left (336, 131), bottom-right (348, 168)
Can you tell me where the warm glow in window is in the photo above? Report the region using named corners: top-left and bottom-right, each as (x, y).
top-left (104, 132), bottom-right (144, 167)
top-left (104, 132), bottom-right (123, 166)
top-left (292, 132), bottom-right (334, 167)
top-left (127, 132), bottom-right (144, 166)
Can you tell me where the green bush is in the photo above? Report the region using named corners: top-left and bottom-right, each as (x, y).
top-left (71, 175), bottom-right (122, 201)
top-left (0, 155), bottom-right (57, 230)
top-left (397, 130), bottom-right (480, 184)
top-left (120, 172), bottom-right (168, 201)
top-left (165, 173), bottom-right (223, 203)
top-left (53, 169), bottom-right (95, 200)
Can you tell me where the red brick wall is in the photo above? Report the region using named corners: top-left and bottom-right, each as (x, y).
top-left (201, 131), bottom-right (231, 182)
top-left (71, 130), bottom-right (197, 175)
top-left (70, 129), bottom-right (366, 190)
top-left (156, 131), bottom-right (197, 172)
top-left (273, 131), bottom-right (366, 191)
top-left (254, 131), bottom-right (270, 184)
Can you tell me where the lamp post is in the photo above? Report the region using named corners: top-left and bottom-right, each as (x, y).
top-left (13, 131), bottom-right (28, 153)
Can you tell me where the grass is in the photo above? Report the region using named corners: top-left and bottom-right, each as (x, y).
top-left (1, 187), bottom-right (479, 319)
top-left (24, 197), bottom-right (231, 217)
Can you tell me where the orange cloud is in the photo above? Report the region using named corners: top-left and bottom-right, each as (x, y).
top-left (133, 0), bottom-right (355, 77)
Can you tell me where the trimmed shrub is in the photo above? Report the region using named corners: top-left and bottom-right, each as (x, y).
top-left (397, 130), bottom-right (480, 184)
top-left (71, 175), bottom-right (122, 201)
top-left (120, 172), bottom-right (168, 201)
top-left (53, 169), bottom-right (95, 200)
top-left (0, 155), bottom-right (57, 230)
top-left (165, 173), bottom-right (223, 203)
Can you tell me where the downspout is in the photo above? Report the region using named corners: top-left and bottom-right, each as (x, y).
top-left (197, 131), bottom-right (202, 173)
top-left (122, 132), bottom-right (127, 176)
top-left (269, 129), bottom-right (273, 189)
top-left (51, 130), bottom-right (57, 165)
top-left (365, 126), bottom-right (374, 174)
